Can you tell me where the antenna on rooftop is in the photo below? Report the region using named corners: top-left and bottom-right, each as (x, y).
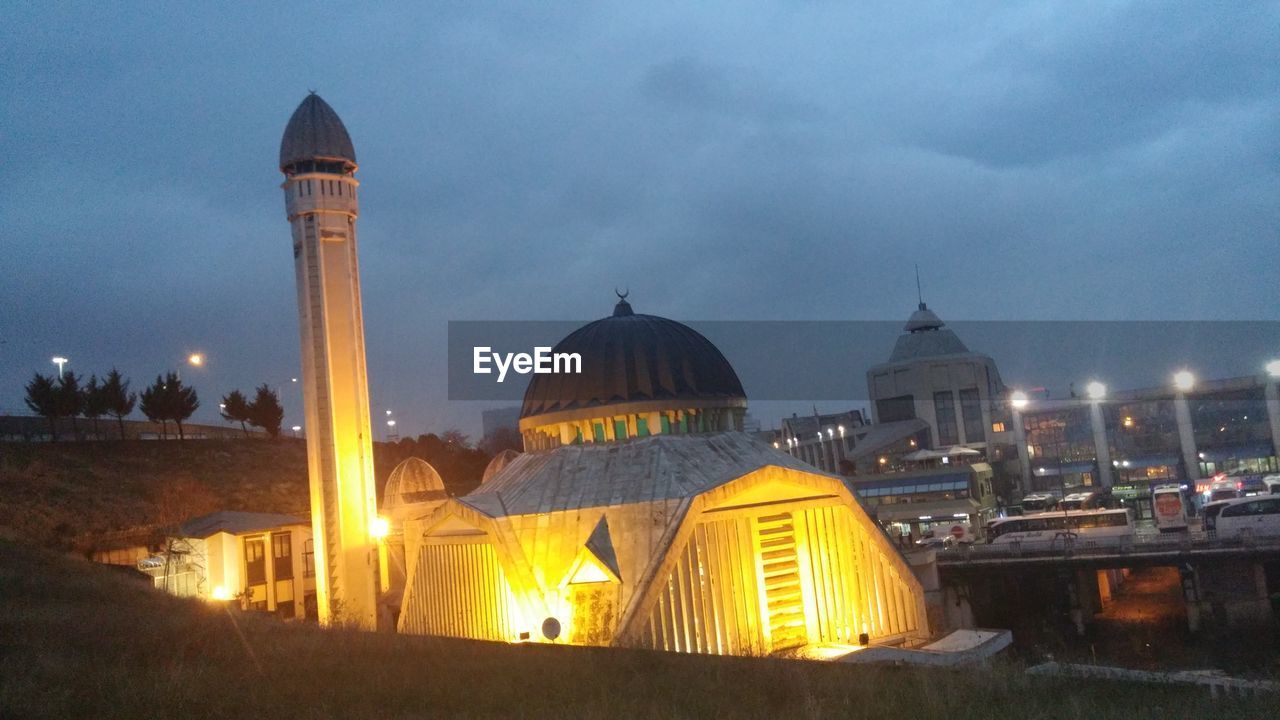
top-left (915, 264), bottom-right (924, 309)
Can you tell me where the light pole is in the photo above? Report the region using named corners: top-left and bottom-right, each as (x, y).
top-left (292, 425), bottom-right (302, 439)
top-left (1264, 360), bottom-right (1280, 476)
top-left (1172, 369), bottom-right (1200, 484)
top-left (1009, 390), bottom-right (1031, 497)
top-left (1085, 381), bottom-right (1113, 491)
top-left (51, 356), bottom-right (68, 379)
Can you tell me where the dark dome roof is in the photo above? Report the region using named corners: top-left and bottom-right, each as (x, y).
top-left (279, 93), bottom-right (357, 169)
top-left (520, 298), bottom-right (746, 422)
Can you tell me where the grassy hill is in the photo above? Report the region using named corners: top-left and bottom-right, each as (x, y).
top-left (0, 438), bottom-right (490, 555)
top-left (2, 540), bottom-right (1273, 719)
top-left (0, 440), bottom-right (313, 552)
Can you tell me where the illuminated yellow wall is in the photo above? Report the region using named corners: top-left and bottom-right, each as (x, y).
top-left (398, 464), bottom-right (928, 653)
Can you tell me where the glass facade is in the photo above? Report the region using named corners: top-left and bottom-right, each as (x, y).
top-left (1024, 407), bottom-right (1095, 464)
top-left (959, 388), bottom-right (984, 444)
top-left (934, 391), bottom-right (958, 446)
top-left (1190, 388), bottom-right (1271, 451)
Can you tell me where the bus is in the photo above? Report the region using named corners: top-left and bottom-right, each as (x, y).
top-left (1020, 493), bottom-right (1059, 512)
top-left (986, 508), bottom-right (1134, 545)
top-left (1060, 491), bottom-right (1104, 511)
top-left (1151, 485), bottom-right (1188, 532)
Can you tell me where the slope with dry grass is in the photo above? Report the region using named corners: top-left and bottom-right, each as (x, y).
top-left (0, 440), bottom-right (311, 552)
top-left (1, 540), bottom-right (1274, 720)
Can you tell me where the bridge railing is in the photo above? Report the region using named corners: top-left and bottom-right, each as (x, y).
top-left (935, 529), bottom-right (1280, 563)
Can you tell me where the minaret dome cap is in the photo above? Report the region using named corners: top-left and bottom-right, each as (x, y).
top-left (279, 93), bottom-right (357, 170)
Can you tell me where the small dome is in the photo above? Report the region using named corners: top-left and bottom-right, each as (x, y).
top-left (481, 449), bottom-right (521, 485)
top-left (904, 303), bottom-right (945, 333)
top-left (382, 457), bottom-right (446, 512)
top-left (520, 296), bottom-right (747, 425)
top-left (888, 303), bottom-right (971, 362)
top-left (279, 93), bottom-right (357, 170)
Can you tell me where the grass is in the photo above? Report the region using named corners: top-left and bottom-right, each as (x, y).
top-left (2, 541), bottom-right (1277, 719)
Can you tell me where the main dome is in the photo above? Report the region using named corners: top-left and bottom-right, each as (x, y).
top-left (279, 93), bottom-right (357, 170)
top-left (520, 297), bottom-right (746, 425)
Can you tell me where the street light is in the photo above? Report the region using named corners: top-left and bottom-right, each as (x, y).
top-left (1085, 381), bottom-right (1107, 401)
top-left (291, 425), bottom-right (301, 438)
top-left (188, 353), bottom-right (204, 367)
top-left (1266, 359), bottom-right (1280, 378)
top-left (1173, 369), bottom-right (1195, 393)
top-left (1010, 390), bottom-right (1029, 410)
top-left (51, 356), bottom-right (68, 379)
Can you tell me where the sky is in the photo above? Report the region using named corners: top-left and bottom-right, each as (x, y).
top-left (2, 1), bottom-right (1278, 438)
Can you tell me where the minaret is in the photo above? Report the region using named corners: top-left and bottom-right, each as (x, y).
top-left (279, 93), bottom-right (378, 628)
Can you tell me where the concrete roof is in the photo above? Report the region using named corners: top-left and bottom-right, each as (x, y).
top-left (461, 432), bottom-right (823, 517)
top-left (178, 510), bottom-right (307, 539)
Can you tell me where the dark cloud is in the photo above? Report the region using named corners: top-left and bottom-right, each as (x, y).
top-left (2, 1), bottom-right (1277, 437)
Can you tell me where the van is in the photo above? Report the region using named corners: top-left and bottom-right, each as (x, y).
top-left (1214, 496), bottom-right (1280, 539)
top-left (1262, 475), bottom-right (1280, 495)
top-left (1201, 500), bottom-right (1233, 534)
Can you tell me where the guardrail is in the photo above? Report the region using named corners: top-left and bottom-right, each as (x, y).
top-left (935, 530), bottom-right (1280, 563)
top-left (1026, 661), bottom-right (1279, 697)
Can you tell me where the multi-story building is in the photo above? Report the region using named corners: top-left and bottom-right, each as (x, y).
top-left (866, 303), bottom-right (1012, 458)
top-left (1015, 372), bottom-right (1280, 519)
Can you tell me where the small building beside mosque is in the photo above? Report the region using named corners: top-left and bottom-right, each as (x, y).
top-left (397, 297), bottom-right (929, 654)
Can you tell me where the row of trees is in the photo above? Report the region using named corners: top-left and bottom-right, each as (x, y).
top-left (219, 386), bottom-right (285, 438)
top-left (24, 370), bottom-right (137, 441)
top-left (23, 369), bottom-right (286, 441)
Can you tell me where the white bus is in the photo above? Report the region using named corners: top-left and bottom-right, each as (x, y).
top-left (1020, 493), bottom-right (1059, 512)
top-left (1151, 485), bottom-right (1188, 533)
top-left (986, 508), bottom-right (1134, 546)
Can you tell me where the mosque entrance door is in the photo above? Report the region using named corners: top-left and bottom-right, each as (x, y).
top-left (755, 511), bottom-right (807, 651)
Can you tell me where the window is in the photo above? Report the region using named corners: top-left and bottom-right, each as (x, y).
top-left (276, 600), bottom-right (295, 619)
top-left (660, 415), bottom-right (671, 434)
top-left (636, 417), bottom-right (649, 437)
top-left (934, 391), bottom-right (958, 446)
top-left (272, 532), bottom-right (293, 581)
top-left (245, 537), bottom-right (266, 585)
top-left (991, 421), bottom-right (1006, 433)
top-left (592, 423), bottom-right (605, 442)
top-left (877, 395), bottom-right (916, 423)
top-left (959, 388), bottom-right (984, 443)
top-left (302, 539), bottom-right (315, 578)
top-left (613, 419), bottom-right (627, 440)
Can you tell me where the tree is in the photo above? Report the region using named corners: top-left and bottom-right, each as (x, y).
top-left (101, 368), bottom-right (137, 440)
top-left (140, 375), bottom-right (170, 438)
top-left (24, 372), bottom-right (60, 441)
top-left (248, 384), bottom-right (284, 439)
top-left (220, 390), bottom-right (252, 437)
top-left (442, 428), bottom-right (471, 448)
top-left (166, 372), bottom-right (200, 440)
top-left (479, 426), bottom-right (522, 455)
top-left (82, 374), bottom-right (110, 438)
top-left (55, 371), bottom-right (85, 439)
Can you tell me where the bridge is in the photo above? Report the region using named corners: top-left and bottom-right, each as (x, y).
top-left (936, 532), bottom-right (1280, 572)
top-left (918, 532), bottom-right (1280, 635)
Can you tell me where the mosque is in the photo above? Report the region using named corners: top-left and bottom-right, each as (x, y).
top-left (280, 94), bottom-right (929, 654)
